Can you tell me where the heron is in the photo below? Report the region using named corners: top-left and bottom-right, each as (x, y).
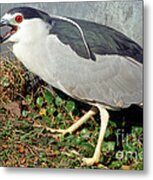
top-left (0, 6), bottom-right (143, 166)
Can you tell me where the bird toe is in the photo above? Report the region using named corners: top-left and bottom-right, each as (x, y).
top-left (82, 157), bottom-right (99, 166)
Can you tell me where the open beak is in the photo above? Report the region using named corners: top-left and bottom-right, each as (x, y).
top-left (0, 19), bottom-right (9, 27)
top-left (0, 19), bottom-right (17, 44)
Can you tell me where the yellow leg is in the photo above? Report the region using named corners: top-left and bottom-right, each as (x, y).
top-left (45, 107), bottom-right (97, 135)
top-left (82, 105), bottom-right (109, 166)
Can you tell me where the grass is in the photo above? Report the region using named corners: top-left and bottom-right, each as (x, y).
top-left (0, 56), bottom-right (143, 169)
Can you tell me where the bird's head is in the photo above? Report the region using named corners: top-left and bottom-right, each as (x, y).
top-left (0, 6), bottom-right (51, 44)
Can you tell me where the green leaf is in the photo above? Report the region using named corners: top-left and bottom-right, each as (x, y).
top-left (56, 113), bottom-right (64, 122)
top-left (109, 121), bottom-right (117, 128)
top-left (105, 128), bottom-right (111, 138)
top-left (44, 90), bottom-right (53, 104)
top-left (80, 142), bottom-right (94, 156)
top-left (47, 107), bottom-right (56, 115)
top-left (80, 128), bottom-right (90, 139)
top-left (65, 101), bottom-right (75, 112)
top-left (1, 77), bottom-right (10, 87)
top-left (102, 141), bottom-right (115, 152)
top-left (22, 110), bottom-right (28, 117)
top-left (107, 141), bottom-right (115, 151)
top-left (109, 161), bottom-right (122, 169)
top-left (55, 96), bottom-right (63, 107)
top-left (26, 95), bottom-right (33, 104)
top-left (42, 115), bottom-right (51, 127)
top-left (36, 96), bottom-right (44, 107)
top-left (132, 127), bottom-right (143, 135)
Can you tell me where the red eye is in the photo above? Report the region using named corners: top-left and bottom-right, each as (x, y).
top-left (15, 15), bottom-right (23, 23)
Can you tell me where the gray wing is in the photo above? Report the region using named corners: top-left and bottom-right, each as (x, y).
top-left (46, 16), bottom-right (143, 108)
top-left (49, 16), bottom-right (143, 63)
top-left (49, 17), bottom-right (96, 60)
top-left (70, 18), bottom-right (143, 64)
top-left (55, 55), bottom-right (143, 109)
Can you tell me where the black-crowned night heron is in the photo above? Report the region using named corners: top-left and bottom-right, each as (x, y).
top-left (0, 7), bottom-right (143, 166)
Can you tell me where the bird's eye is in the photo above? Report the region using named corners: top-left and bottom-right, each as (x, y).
top-left (15, 15), bottom-right (23, 23)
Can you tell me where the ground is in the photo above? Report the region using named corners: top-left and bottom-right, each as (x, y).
top-left (0, 57), bottom-right (143, 169)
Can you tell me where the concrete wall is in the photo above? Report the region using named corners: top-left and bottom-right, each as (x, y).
top-left (0, 0), bottom-right (143, 55)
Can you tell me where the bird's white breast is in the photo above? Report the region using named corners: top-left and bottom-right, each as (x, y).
top-left (13, 32), bottom-right (89, 95)
top-left (13, 38), bottom-right (58, 87)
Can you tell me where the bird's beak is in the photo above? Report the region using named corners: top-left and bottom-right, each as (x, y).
top-left (0, 19), bottom-right (17, 44)
top-left (0, 19), bottom-right (8, 27)
top-left (0, 19), bottom-right (9, 44)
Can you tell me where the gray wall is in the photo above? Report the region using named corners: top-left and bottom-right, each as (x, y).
top-left (0, 0), bottom-right (143, 55)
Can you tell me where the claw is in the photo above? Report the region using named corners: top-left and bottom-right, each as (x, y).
top-left (45, 126), bottom-right (73, 135)
top-left (45, 127), bottom-right (65, 133)
top-left (82, 157), bottom-right (99, 166)
top-left (82, 157), bottom-right (108, 169)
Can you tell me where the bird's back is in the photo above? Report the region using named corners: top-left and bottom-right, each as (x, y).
top-left (45, 17), bottom-right (143, 109)
top-left (70, 18), bottom-right (143, 64)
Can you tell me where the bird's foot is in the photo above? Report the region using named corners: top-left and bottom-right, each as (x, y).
top-left (45, 127), bottom-right (65, 133)
top-left (45, 126), bottom-right (72, 138)
top-left (33, 122), bottom-right (73, 138)
top-left (82, 157), bottom-right (99, 166)
top-left (82, 157), bottom-right (108, 169)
